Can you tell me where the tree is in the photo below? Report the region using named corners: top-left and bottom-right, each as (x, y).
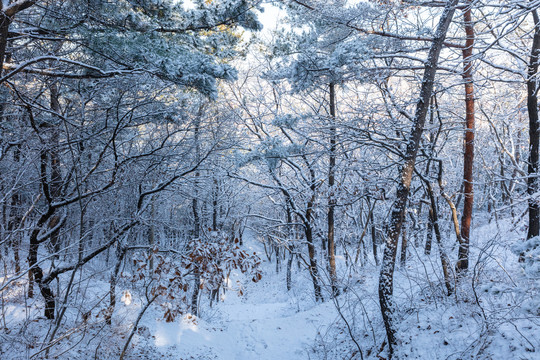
top-left (378, 0), bottom-right (459, 356)
top-left (456, 0), bottom-right (476, 274)
top-left (0, 0), bottom-right (262, 321)
top-left (526, 9), bottom-right (540, 244)
top-left (268, 0), bottom-right (397, 296)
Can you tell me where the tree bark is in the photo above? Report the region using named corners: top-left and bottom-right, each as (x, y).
top-left (48, 80), bottom-right (63, 258)
top-left (400, 221), bottom-right (407, 267)
top-left (191, 117), bottom-right (201, 315)
top-left (304, 218), bottom-right (323, 302)
top-left (370, 202), bottom-right (379, 266)
top-left (28, 206), bottom-right (57, 318)
top-left (106, 246), bottom-right (126, 325)
top-left (306, 163), bottom-right (323, 302)
top-left (0, 1), bottom-right (37, 80)
top-left (527, 9), bottom-right (540, 244)
top-left (8, 145), bottom-right (21, 273)
top-left (425, 206), bottom-right (433, 255)
top-left (457, 0), bottom-right (476, 274)
top-left (327, 82), bottom-right (338, 296)
top-left (424, 180), bottom-right (454, 296)
top-left (212, 177), bottom-right (219, 231)
top-left (378, 0), bottom-right (459, 356)
top-left (0, 12), bottom-right (11, 79)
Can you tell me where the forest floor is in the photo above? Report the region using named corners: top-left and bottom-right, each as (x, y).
top-left (124, 237), bottom-right (346, 360)
top-left (1, 215), bottom-right (539, 359)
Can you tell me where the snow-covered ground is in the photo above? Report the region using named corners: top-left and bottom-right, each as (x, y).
top-left (124, 238), bottom-right (347, 360)
top-left (1, 215), bottom-right (539, 359)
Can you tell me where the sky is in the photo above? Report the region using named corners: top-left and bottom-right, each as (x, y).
top-left (258, 3), bottom-right (285, 32)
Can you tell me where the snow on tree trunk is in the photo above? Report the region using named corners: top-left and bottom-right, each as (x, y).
top-left (328, 82), bottom-right (338, 296)
top-left (378, 0), bottom-right (459, 356)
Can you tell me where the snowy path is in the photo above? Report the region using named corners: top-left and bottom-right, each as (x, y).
top-left (147, 240), bottom-right (338, 360)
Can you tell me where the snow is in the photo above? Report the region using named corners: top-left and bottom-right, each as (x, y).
top-left (135, 239), bottom-right (341, 360)
top-left (1, 215), bottom-right (539, 359)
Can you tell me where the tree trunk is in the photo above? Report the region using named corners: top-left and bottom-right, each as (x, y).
top-left (28, 206), bottom-right (57, 318)
top-left (378, 1), bottom-right (458, 356)
top-left (425, 181), bottom-right (454, 296)
top-left (305, 220), bottom-right (323, 302)
top-left (191, 117), bottom-right (201, 315)
top-left (286, 206), bottom-right (294, 291)
top-left (327, 82), bottom-right (338, 296)
top-left (149, 198), bottom-right (156, 272)
top-left (425, 207), bottom-right (433, 255)
top-left (106, 243), bottom-right (128, 325)
top-left (354, 198), bottom-right (376, 265)
top-left (286, 244), bottom-right (294, 291)
top-left (8, 145), bottom-right (22, 273)
top-left (527, 10), bottom-right (540, 245)
top-left (400, 221), bottom-right (407, 267)
top-left (212, 177), bottom-right (218, 230)
top-left (48, 80), bottom-right (64, 258)
top-left (370, 203), bottom-right (379, 266)
top-left (457, 0), bottom-right (476, 274)
top-left (306, 164), bottom-right (323, 302)
top-left (0, 12), bottom-right (11, 79)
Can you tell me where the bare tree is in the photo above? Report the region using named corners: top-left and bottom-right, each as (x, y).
top-left (378, 0), bottom-right (459, 356)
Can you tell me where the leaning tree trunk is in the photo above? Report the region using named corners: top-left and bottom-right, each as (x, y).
top-left (425, 181), bottom-right (454, 296)
top-left (527, 10), bottom-right (540, 245)
top-left (378, 0), bottom-right (459, 357)
top-left (457, 0), bottom-right (476, 274)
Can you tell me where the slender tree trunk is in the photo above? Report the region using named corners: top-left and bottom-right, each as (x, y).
top-left (106, 245), bottom-right (127, 325)
top-left (48, 81), bottom-right (63, 258)
top-left (28, 206), bottom-right (57, 318)
top-left (191, 118), bottom-right (201, 315)
top-left (286, 244), bottom-right (294, 291)
top-left (306, 165), bottom-right (323, 302)
top-left (149, 198), bottom-right (156, 272)
top-left (119, 295), bottom-right (158, 360)
top-left (286, 206), bottom-right (294, 291)
top-left (370, 203), bottom-right (379, 266)
top-left (527, 10), bottom-right (540, 245)
top-left (212, 177), bottom-right (218, 230)
top-left (425, 207), bottom-right (433, 255)
top-left (437, 160), bottom-right (462, 245)
top-left (378, 1), bottom-right (458, 356)
top-left (305, 220), bottom-right (323, 302)
top-left (275, 245), bottom-right (281, 273)
top-left (328, 82), bottom-right (338, 296)
top-left (424, 180), bottom-right (454, 296)
top-left (8, 145), bottom-right (21, 273)
top-left (457, 0), bottom-right (476, 274)
top-left (355, 198), bottom-right (376, 265)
